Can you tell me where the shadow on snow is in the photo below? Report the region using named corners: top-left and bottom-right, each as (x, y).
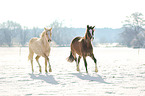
top-left (71, 73), bottom-right (111, 84)
top-left (29, 73), bottom-right (111, 85)
top-left (29, 73), bottom-right (59, 85)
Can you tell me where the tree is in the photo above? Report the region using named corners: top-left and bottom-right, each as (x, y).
top-left (32, 27), bottom-right (39, 37)
top-left (50, 20), bottom-right (64, 45)
top-left (20, 26), bottom-right (29, 46)
top-left (0, 29), bottom-right (5, 46)
top-left (121, 12), bottom-right (145, 47)
top-left (0, 21), bottom-right (22, 46)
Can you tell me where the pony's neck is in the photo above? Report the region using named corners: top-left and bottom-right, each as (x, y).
top-left (84, 30), bottom-right (91, 42)
top-left (41, 35), bottom-right (49, 47)
top-left (83, 31), bottom-right (92, 48)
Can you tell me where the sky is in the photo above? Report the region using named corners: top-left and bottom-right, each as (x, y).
top-left (0, 0), bottom-right (145, 28)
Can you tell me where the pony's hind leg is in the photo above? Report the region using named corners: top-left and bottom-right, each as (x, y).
top-left (72, 52), bottom-right (80, 72)
top-left (74, 57), bottom-right (78, 71)
top-left (28, 47), bottom-right (34, 73)
top-left (90, 54), bottom-right (98, 72)
top-left (35, 55), bottom-right (42, 73)
top-left (45, 58), bottom-right (48, 73)
top-left (76, 56), bottom-right (81, 72)
top-left (31, 60), bottom-right (34, 73)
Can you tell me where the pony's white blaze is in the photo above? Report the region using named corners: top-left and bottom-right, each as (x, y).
top-left (89, 29), bottom-right (94, 41)
top-left (89, 29), bottom-right (93, 36)
top-left (48, 31), bottom-right (51, 40)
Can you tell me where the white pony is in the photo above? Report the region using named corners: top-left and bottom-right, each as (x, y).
top-left (28, 28), bottom-right (52, 73)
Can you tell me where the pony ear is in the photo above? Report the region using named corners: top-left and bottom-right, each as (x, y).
top-left (93, 26), bottom-right (95, 29)
top-left (87, 25), bottom-right (89, 28)
top-left (44, 27), bottom-right (47, 30)
top-left (48, 28), bottom-right (52, 31)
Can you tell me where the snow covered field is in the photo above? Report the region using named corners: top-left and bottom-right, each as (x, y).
top-left (0, 47), bottom-right (145, 96)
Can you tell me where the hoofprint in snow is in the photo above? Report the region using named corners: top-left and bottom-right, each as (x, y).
top-left (0, 47), bottom-right (145, 96)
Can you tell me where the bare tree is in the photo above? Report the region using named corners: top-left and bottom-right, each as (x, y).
top-left (32, 27), bottom-right (39, 37)
top-left (50, 20), bottom-right (64, 45)
top-left (0, 21), bottom-right (22, 46)
top-left (20, 26), bottom-right (29, 46)
top-left (121, 12), bottom-right (145, 47)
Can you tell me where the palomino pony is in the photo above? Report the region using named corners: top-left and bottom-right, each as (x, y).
top-left (67, 25), bottom-right (98, 73)
top-left (28, 28), bottom-right (52, 73)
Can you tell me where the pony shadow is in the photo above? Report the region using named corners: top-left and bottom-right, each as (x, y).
top-left (29, 73), bottom-right (59, 85)
top-left (71, 73), bottom-right (111, 84)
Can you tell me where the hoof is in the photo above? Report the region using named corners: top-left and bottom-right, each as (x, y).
top-left (86, 71), bottom-right (88, 73)
top-left (76, 66), bottom-right (80, 72)
top-left (49, 68), bottom-right (52, 72)
top-left (77, 69), bottom-right (80, 72)
top-left (77, 68), bottom-right (80, 72)
top-left (39, 69), bottom-right (42, 73)
top-left (32, 68), bottom-right (34, 72)
top-left (95, 69), bottom-right (98, 72)
top-left (45, 70), bottom-right (48, 73)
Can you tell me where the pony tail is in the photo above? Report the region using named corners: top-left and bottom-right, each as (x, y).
top-left (67, 52), bottom-right (75, 62)
top-left (28, 55), bottom-right (30, 61)
top-left (28, 46), bottom-right (34, 61)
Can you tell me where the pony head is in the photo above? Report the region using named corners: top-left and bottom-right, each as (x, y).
top-left (42, 27), bottom-right (52, 42)
top-left (86, 25), bottom-right (95, 41)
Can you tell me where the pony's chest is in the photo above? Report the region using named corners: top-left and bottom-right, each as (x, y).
top-left (45, 45), bottom-right (50, 51)
top-left (82, 42), bottom-right (93, 54)
top-left (44, 47), bottom-right (51, 55)
top-left (42, 43), bottom-right (50, 55)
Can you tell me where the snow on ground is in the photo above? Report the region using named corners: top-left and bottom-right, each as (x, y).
top-left (0, 47), bottom-right (145, 96)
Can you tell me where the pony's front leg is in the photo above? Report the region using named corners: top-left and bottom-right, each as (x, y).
top-left (90, 54), bottom-right (98, 72)
top-left (83, 56), bottom-right (88, 73)
top-left (48, 58), bottom-right (52, 72)
top-left (45, 57), bottom-right (52, 72)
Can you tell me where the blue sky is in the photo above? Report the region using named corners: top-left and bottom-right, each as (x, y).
top-left (0, 0), bottom-right (145, 28)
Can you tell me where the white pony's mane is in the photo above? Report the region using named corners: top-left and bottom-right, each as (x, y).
top-left (40, 30), bottom-right (46, 38)
top-left (40, 28), bottom-right (52, 38)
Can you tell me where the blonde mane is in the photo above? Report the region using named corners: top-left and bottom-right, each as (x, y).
top-left (40, 28), bottom-right (52, 38)
top-left (40, 30), bottom-right (46, 38)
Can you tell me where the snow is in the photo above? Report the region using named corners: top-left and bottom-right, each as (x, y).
top-left (0, 47), bottom-right (145, 96)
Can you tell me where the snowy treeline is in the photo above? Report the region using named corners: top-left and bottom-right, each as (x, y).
top-left (0, 21), bottom-right (122, 47)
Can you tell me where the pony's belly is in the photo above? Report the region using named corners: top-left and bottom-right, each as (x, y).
top-left (75, 50), bottom-right (82, 56)
top-left (34, 49), bottom-right (50, 57)
top-left (72, 43), bottom-right (82, 56)
top-left (33, 49), bottom-right (43, 56)
top-left (74, 45), bottom-right (93, 57)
